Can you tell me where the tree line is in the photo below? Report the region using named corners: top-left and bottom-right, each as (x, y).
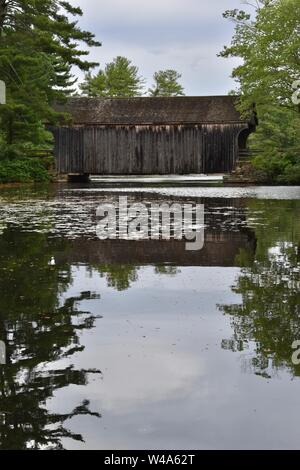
top-left (80, 57), bottom-right (184, 98)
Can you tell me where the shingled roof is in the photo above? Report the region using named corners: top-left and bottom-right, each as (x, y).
top-left (55, 96), bottom-right (248, 126)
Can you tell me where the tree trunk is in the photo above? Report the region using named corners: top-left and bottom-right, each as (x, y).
top-left (0, 0), bottom-right (8, 31)
top-left (7, 114), bottom-right (13, 145)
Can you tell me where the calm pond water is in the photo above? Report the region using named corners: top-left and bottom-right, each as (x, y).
top-left (0, 183), bottom-right (299, 450)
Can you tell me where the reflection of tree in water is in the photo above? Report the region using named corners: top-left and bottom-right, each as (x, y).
top-left (154, 265), bottom-right (180, 276)
top-left (93, 264), bottom-right (180, 292)
top-left (96, 264), bottom-right (139, 291)
top-left (0, 229), bottom-right (101, 450)
top-left (220, 200), bottom-right (300, 378)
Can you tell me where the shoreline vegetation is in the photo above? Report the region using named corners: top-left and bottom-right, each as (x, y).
top-left (0, 158), bottom-right (52, 184)
top-left (219, 1), bottom-right (300, 185)
top-left (0, 0), bottom-right (299, 185)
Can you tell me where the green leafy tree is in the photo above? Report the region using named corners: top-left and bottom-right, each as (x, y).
top-left (0, 0), bottom-right (100, 157)
top-left (220, 0), bottom-right (300, 183)
top-left (249, 106), bottom-right (300, 183)
top-left (80, 56), bottom-right (145, 97)
top-left (219, 0), bottom-right (300, 111)
top-left (148, 69), bottom-right (185, 97)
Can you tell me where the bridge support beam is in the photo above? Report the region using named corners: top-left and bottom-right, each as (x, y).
top-left (68, 173), bottom-right (90, 183)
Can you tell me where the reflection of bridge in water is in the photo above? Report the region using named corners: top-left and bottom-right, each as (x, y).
top-left (56, 233), bottom-right (256, 267)
top-left (55, 196), bottom-right (257, 267)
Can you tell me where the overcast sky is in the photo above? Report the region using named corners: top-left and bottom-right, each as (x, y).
top-left (71, 0), bottom-right (252, 96)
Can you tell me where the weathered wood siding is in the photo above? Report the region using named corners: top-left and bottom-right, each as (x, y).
top-left (53, 123), bottom-right (248, 175)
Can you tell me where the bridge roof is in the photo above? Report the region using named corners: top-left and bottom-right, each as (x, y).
top-left (55, 96), bottom-right (250, 126)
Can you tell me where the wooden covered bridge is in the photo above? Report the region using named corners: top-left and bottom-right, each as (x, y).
top-left (52, 96), bottom-right (257, 176)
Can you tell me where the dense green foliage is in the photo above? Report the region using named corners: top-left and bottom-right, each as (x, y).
top-left (80, 56), bottom-right (145, 97)
top-left (0, 158), bottom-right (51, 183)
top-left (250, 106), bottom-right (300, 183)
top-left (220, 0), bottom-right (300, 183)
top-left (0, 0), bottom-right (100, 165)
top-left (148, 69), bottom-right (185, 97)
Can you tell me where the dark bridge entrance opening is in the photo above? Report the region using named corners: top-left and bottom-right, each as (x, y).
top-left (238, 127), bottom-right (252, 150)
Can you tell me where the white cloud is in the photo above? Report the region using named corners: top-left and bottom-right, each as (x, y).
top-left (76, 0), bottom-right (231, 25)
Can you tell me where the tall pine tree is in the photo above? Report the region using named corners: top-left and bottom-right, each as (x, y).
top-left (80, 56), bottom-right (145, 98)
top-left (148, 70), bottom-right (185, 97)
top-left (0, 1), bottom-right (100, 156)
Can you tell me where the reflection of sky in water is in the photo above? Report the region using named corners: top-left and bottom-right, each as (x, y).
top-left (44, 265), bottom-right (300, 450)
top-left (69, 185), bottom-right (300, 200)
